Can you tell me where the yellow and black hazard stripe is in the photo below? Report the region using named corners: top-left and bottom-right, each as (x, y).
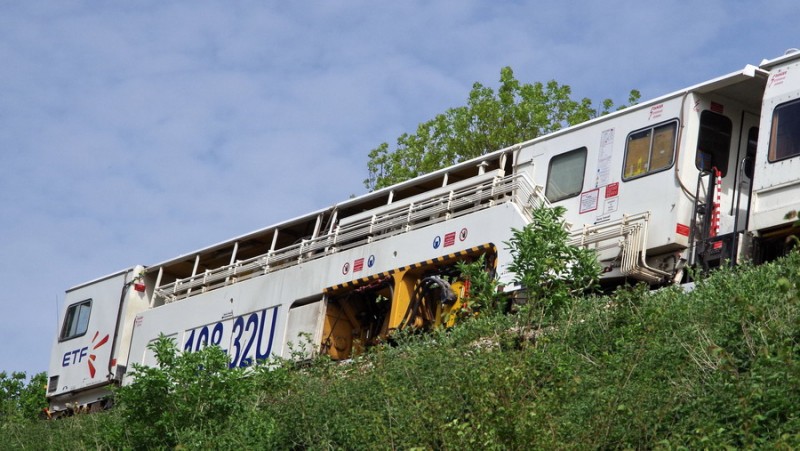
top-left (324, 243), bottom-right (497, 295)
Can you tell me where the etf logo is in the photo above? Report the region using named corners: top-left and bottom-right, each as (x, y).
top-left (62, 331), bottom-right (110, 378)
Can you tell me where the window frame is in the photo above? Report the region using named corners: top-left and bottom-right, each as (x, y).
top-left (545, 147), bottom-right (588, 203)
top-left (622, 119), bottom-right (679, 181)
top-left (60, 299), bottom-right (92, 341)
top-left (768, 98), bottom-right (800, 163)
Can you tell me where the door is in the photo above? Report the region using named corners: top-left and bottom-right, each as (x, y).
top-left (695, 110), bottom-right (735, 235)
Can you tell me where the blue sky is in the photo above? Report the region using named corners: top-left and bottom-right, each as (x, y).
top-left (1, 1), bottom-right (798, 376)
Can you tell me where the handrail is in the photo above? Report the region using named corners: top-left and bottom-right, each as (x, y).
top-left (568, 212), bottom-right (672, 284)
top-left (154, 172), bottom-right (545, 304)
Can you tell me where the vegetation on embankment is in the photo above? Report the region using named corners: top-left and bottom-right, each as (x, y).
top-left (3, 249), bottom-right (800, 449)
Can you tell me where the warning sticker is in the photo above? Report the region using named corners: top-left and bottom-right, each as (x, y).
top-left (596, 129), bottom-right (614, 187)
top-left (354, 258), bottom-right (364, 272)
top-left (579, 190), bottom-right (599, 214)
top-left (444, 232), bottom-right (456, 247)
top-left (605, 182), bottom-right (619, 198)
top-left (604, 197), bottom-right (619, 214)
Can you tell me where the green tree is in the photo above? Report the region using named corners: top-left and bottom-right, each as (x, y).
top-left (505, 205), bottom-right (600, 323)
top-left (365, 66), bottom-right (639, 190)
top-left (0, 371), bottom-right (47, 423)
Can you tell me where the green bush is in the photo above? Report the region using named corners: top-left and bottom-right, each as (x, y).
top-left (0, 371), bottom-right (47, 423)
top-left (112, 335), bottom-right (257, 449)
top-left (506, 205), bottom-right (601, 325)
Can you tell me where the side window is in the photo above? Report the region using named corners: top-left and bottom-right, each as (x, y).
top-left (61, 300), bottom-right (92, 340)
top-left (695, 110), bottom-right (732, 176)
top-left (545, 147), bottom-right (587, 202)
top-left (769, 98), bottom-right (800, 162)
top-left (623, 121), bottom-right (678, 180)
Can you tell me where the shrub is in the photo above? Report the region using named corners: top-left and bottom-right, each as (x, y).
top-left (113, 335), bottom-right (256, 449)
top-left (505, 205), bottom-right (600, 326)
top-left (0, 371), bottom-right (47, 423)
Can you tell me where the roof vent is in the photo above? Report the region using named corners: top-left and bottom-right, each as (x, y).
top-left (785, 48), bottom-right (800, 55)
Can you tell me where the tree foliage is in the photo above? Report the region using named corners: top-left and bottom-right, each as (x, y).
top-left (455, 254), bottom-right (503, 318)
top-left (505, 205), bottom-right (601, 322)
top-left (365, 66), bottom-right (640, 190)
top-left (0, 371), bottom-right (47, 423)
top-left (454, 205), bottom-right (600, 322)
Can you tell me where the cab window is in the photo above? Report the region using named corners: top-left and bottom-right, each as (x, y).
top-left (545, 147), bottom-right (587, 202)
top-left (623, 121), bottom-right (678, 180)
top-left (769, 98), bottom-right (800, 162)
top-left (61, 300), bottom-right (92, 340)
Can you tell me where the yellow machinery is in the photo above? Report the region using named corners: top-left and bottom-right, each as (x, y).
top-left (320, 244), bottom-right (496, 360)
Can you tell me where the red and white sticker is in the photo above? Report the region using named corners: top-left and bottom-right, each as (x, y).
top-left (605, 182), bottom-right (619, 198)
top-left (769, 70), bottom-right (788, 87)
top-left (579, 189), bottom-right (599, 214)
top-left (649, 104), bottom-right (663, 120)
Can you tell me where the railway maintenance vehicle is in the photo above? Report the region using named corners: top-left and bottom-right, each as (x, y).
top-left (47, 49), bottom-right (800, 415)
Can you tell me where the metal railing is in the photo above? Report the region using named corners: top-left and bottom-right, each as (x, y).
top-left (154, 172), bottom-right (546, 304)
top-left (568, 211), bottom-right (671, 284)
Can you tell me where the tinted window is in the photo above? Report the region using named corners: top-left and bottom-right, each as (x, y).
top-left (545, 147), bottom-right (587, 202)
top-left (623, 121), bottom-right (678, 180)
top-left (61, 300), bottom-right (92, 340)
top-left (769, 98), bottom-right (800, 162)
